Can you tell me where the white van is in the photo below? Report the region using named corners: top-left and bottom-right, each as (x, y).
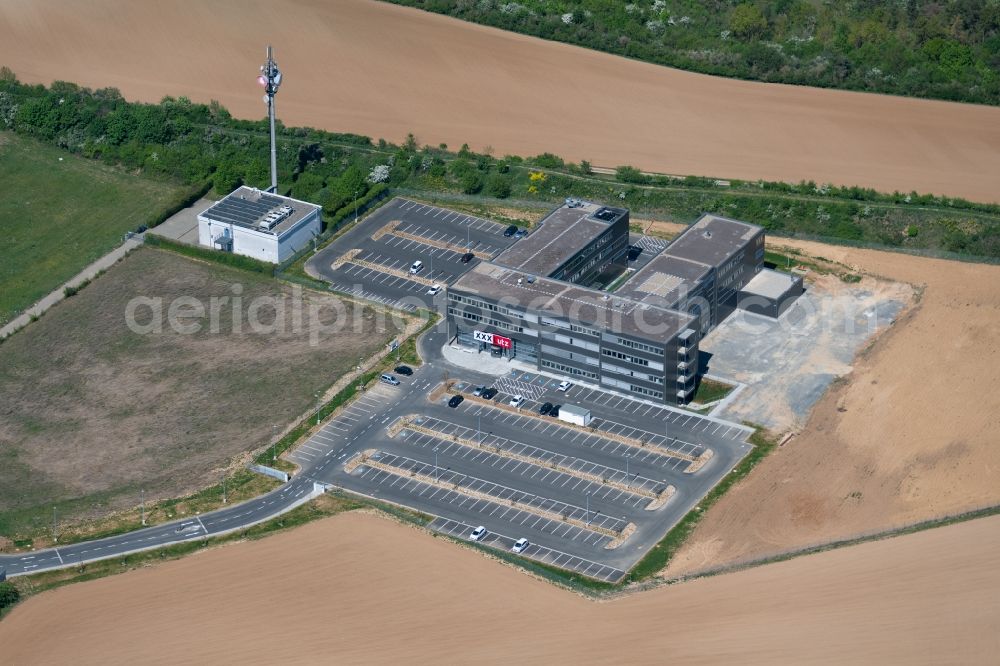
top-left (409, 260), bottom-right (423, 274)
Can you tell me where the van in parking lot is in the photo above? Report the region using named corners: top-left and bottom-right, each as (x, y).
top-left (409, 260), bottom-right (423, 274)
top-left (379, 374), bottom-right (400, 386)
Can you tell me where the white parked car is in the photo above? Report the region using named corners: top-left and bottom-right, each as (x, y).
top-left (557, 381), bottom-right (572, 392)
top-left (512, 538), bottom-right (529, 554)
top-left (509, 395), bottom-right (525, 408)
top-left (426, 284), bottom-right (442, 296)
top-left (409, 260), bottom-right (423, 274)
top-left (469, 525), bottom-right (487, 541)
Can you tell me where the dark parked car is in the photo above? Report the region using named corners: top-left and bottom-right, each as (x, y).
top-left (461, 252), bottom-right (475, 264)
top-left (482, 387), bottom-right (499, 400)
top-left (627, 245), bottom-right (642, 261)
top-left (503, 225), bottom-right (518, 237)
top-left (550, 404), bottom-right (561, 417)
top-left (448, 394), bottom-right (464, 408)
top-left (538, 402), bottom-right (553, 416)
top-left (394, 365), bottom-right (413, 376)
top-left (514, 229), bottom-right (528, 239)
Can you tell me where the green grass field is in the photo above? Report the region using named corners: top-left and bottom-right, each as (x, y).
top-left (0, 132), bottom-right (187, 325)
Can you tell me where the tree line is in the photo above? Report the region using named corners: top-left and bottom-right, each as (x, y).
top-left (1, 68), bottom-right (997, 259)
top-left (386, 0), bottom-right (1000, 106)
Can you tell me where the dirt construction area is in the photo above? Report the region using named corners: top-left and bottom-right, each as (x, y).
top-left (0, 248), bottom-right (401, 538)
top-left (664, 239), bottom-right (1000, 576)
top-left (2, 0), bottom-right (1000, 202)
top-left (1, 510), bottom-right (998, 663)
top-left (701, 273), bottom-right (915, 431)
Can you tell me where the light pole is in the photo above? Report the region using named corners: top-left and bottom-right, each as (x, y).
top-left (315, 390), bottom-right (321, 425)
top-left (272, 424), bottom-right (278, 462)
top-left (478, 414), bottom-right (482, 447)
top-left (354, 189), bottom-right (360, 224)
top-left (141, 488), bottom-right (146, 526)
top-left (585, 492), bottom-right (591, 525)
top-left (222, 474), bottom-right (227, 504)
top-left (625, 455), bottom-right (630, 489)
top-left (466, 223), bottom-right (470, 251)
top-left (434, 447), bottom-right (439, 483)
top-left (52, 506), bottom-right (57, 543)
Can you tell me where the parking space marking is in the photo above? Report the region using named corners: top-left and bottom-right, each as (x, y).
top-left (427, 518), bottom-right (626, 583)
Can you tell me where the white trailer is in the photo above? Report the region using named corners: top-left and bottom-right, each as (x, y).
top-left (558, 404), bottom-right (592, 427)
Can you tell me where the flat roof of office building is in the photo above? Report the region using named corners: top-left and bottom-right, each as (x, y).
top-left (614, 253), bottom-right (712, 310)
top-left (740, 268), bottom-right (802, 300)
top-left (663, 213), bottom-right (762, 267)
top-left (199, 186), bottom-right (320, 237)
top-left (451, 262), bottom-right (693, 342)
top-left (492, 201), bottom-right (626, 277)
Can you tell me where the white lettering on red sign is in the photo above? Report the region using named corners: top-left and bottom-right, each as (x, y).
top-left (473, 331), bottom-right (513, 349)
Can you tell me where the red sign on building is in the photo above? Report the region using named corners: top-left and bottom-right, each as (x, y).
top-left (493, 334), bottom-right (512, 349)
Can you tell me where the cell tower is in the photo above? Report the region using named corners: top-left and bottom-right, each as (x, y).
top-left (257, 45), bottom-right (283, 193)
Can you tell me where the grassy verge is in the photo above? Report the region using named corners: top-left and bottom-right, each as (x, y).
top-left (623, 427), bottom-right (778, 584)
top-left (691, 378), bottom-right (735, 405)
top-left (143, 234), bottom-right (272, 273)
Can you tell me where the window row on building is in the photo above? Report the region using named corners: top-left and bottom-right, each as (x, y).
top-left (541, 360), bottom-right (599, 380)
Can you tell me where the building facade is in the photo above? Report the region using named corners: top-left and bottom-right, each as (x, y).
top-left (446, 202), bottom-right (777, 405)
top-left (198, 186), bottom-right (321, 264)
top-left (447, 263), bottom-right (700, 404)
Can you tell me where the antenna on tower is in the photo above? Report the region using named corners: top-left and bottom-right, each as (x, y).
top-left (258, 45), bottom-right (283, 193)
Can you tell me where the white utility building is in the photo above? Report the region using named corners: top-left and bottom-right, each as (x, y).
top-left (198, 186), bottom-right (321, 264)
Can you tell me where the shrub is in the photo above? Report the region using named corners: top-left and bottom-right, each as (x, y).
top-left (0, 581), bottom-right (19, 611)
top-left (459, 171), bottom-right (484, 194)
top-left (615, 165), bottom-right (647, 184)
top-left (531, 152), bottom-right (564, 168)
top-left (485, 174), bottom-right (512, 199)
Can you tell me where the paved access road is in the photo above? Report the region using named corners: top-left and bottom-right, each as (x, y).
top-left (0, 477), bottom-right (320, 577)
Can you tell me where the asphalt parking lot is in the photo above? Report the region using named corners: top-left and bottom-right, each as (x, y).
top-left (306, 198), bottom-right (519, 311)
top-left (288, 355), bottom-right (752, 579)
top-left (292, 200), bottom-right (754, 580)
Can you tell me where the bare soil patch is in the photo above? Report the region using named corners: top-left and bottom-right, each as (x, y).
top-left (2, 0), bottom-right (999, 201)
top-left (1, 511), bottom-right (998, 663)
top-left (0, 249), bottom-right (401, 537)
top-left (664, 240), bottom-right (1000, 576)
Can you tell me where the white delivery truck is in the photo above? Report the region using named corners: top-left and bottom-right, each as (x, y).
top-left (557, 404), bottom-right (592, 427)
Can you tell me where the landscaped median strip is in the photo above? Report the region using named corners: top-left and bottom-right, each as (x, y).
top-left (346, 449), bottom-right (637, 549)
top-left (346, 254), bottom-right (440, 286)
top-left (372, 221), bottom-right (494, 259)
top-left (389, 415), bottom-right (676, 510)
top-left (445, 385), bottom-right (714, 474)
top-left (331, 248), bottom-right (361, 271)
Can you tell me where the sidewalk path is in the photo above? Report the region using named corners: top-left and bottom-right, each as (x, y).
top-left (0, 236), bottom-right (144, 340)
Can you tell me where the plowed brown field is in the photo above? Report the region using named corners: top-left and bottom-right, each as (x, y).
top-left (2, 511), bottom-right (999, 664)
top-left (2, 0), bottom-right (999, 201)
top-left (663, 238), bottom-right (1000, 577)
